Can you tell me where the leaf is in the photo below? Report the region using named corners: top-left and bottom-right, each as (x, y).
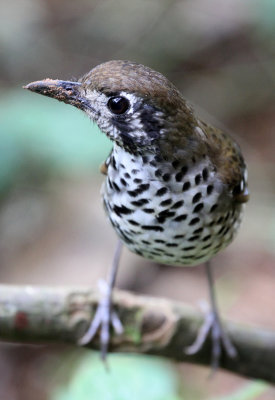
top-left (0, 90), bottom-right (112, 184)
top-left (51, 353), bottom-right (183, 400)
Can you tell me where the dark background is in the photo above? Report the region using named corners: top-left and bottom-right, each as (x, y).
top-left (0, 0), bottom-right (275, 398)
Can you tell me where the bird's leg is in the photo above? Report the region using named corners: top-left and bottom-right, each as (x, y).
top-left (185, 261), bottom-right (237, 371)
top-left (78, 240), bottom-right (123, 361)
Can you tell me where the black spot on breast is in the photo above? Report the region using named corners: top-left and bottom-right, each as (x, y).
top-left (172, 160), bottom-right (180, 169)
top-left (127, 189), bottom-right (139, 197)
top-left (162, 173), bottom-right (170, 182)
top-left (113, 204), bottom-right (133, 216)
top-left (181, 166), bottom-right (188, 175)
top-left (150, 250), bottom-right (164, 256)
top-left (154, 239), bottom-right (165, 243)
top-left (202, 243), bottom-right (212, 250)
top-left (155, 169), bottom-right (162, 177)
top-left (113, 182), bottom-right (121, 192)
top-left (128, 219), bottom-right (140, 226)
top-left (207, 185), bottom-right (214, 195)
top-left (188, 235), bottom-right (200, 242)
top-left (163, 253), bottom-right (174, 258)
top-left (173, 214), bottom-right (187, 222)
top-left (120, 178), bottom-right (128, 187)
top-left (107, 177), bottom-right (113, 190)
top-left (141, 225), bottom-right (164, 232)
top-left (166, 243), bottom-right (178, 247)
top-left (218, 226), bottom-right (226, 235)
top-left (131, 169), bottom-right (139, 174)
top-left (193, 203), bottom-right (204, 213)
top-left (158, 209), bottom-right (175, 217)
top-left (182, 182), bottom-right (191, 191)
top-left (130, 229), bottom-right (141, 235)
top-left (175, 172), bottom-right (184, 182)
top-left (222, 226), bottom-right (230, 236)
top-left (134, 178), bottom-right (142, 184)
top-left (174, 234), bottom-right (185, 239)
top-left (183, 246), bottom-right (195, 251)
top-left (141, 240), bottom-right (150, 245)
top-left (143, 208), bottom-right (154, 213)
top-left (171, 200), bottom-right (184, 209)
top-left (224, 212), bottom-right (230, 221)
top-left (152, 248), bottom-right (164, 254)
top-left (156, 187), bottom-right (168, 196)
top-left (124, 172), bottom-right (131, 179)
top-left (202, 168), bottom-right (209, 181)
top-left (136, 183), bottom-right (150, 194)
top-left (195, 174), bottom-right (201, 185)
top-left (192, 193), bottom-right (202, 203)
top-left (156, 210), bottom-right (175, 223)
top-left (160, 199), bottom-right (172, 206)
top-left (189, 217), bottom-right (200, 225)
top-left (111, 156), bottom-right (117, 170)
top-left (193, 227), bottom-right (203, 234)
top-left (131, 199), bottom-right (149, 206)
top-left (142, 156), bottom-right (148, 163)
top-left (202, 235), bottom-right (211, 241)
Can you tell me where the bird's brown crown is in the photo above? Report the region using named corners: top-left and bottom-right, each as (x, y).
top-left (80, 60), bottom-right (183, 108)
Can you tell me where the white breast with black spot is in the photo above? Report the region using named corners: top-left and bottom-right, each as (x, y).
top-left (102, 145), bottom-right (244, 266)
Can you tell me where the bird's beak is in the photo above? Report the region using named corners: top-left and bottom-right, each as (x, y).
top-left (23, 79), bottom-right (88, 110)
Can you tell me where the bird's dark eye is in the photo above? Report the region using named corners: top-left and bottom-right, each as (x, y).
top-left (107, 96), bottom-right (129, 115)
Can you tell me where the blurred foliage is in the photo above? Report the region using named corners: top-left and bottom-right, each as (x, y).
top-left (50, 352), bottom-right (271, 400)
top-left (51, 353), bottom-right (184, 400)
top-left (0, 90), bottom-right (111, 194)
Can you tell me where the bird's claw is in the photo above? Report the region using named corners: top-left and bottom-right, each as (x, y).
top-left (185, 302), bottom-right (237, 372)
top-left (78, 279), bottom-right (123, 361)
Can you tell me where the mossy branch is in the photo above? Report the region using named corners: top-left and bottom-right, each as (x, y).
top-left (0, 284), bottom-right (274, 383)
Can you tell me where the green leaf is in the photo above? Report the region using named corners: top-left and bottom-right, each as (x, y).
top-left (0, 90), bottom-right (112, 184)
top-left (51, 353), bottom-right (183, 400)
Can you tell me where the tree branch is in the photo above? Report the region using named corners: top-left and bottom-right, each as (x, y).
top-left (0, 284), bottom-right (274, 383)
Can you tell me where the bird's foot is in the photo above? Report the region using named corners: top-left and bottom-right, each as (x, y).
top-left (185, 302), bottom-right (237, 372)
top-left (78, 279), bottom-right (123, 361)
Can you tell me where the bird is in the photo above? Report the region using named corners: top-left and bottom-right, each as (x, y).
top-left (24, 60), bottom-right (249, 370)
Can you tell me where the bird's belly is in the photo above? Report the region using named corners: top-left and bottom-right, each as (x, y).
top-left (102, 170), bottom-right (244, 266)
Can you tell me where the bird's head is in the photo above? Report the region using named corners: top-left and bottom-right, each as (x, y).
top-left (24, 60), bottom-right (198, 155)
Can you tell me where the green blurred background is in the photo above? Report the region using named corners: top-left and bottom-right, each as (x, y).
top-left (0, 0), bottom-right (275, 398)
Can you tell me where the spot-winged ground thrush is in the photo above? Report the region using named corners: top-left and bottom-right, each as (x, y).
top-left (25, 60), bottom-right (249, 370)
